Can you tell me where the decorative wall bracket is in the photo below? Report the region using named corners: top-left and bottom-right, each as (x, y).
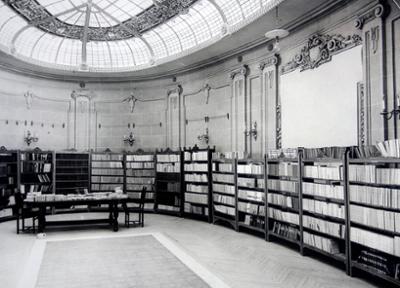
top-left (282, 33), bottom-right (362, 74)
top-left (24, 130), bottom-right (38, 146)
top-left (197, 128), bottom-right (209, 145)
top-left (123, 132), bottom-right (136, 146)
top-left (244, 122), bottom-right (258, 141)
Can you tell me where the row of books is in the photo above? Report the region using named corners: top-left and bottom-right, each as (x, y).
top-left (184, 163), bottom-right (208, 172)
top-left (163, 182), bottom-right (180, 193)
top-left (126, 169), bottom-right (155, 177)
top-left (267, 194), bottom-right (299, 209)
top-left (267, 162), bottom-right (299, 178)
top-left (92, 162), bottom-right (123, 168)
top-left (303, 147), bottom-right (346, 159)
top-left (303, 164), bottom-right (342, 180)
top-left (127, 192), bottom-right (155, 200)
top-left (20, 153), bottom-right (51, 161)
top-left (238, 202), bottom-right (265, 216)
top-left (212, 183), bottom-right (235, 195)
top-left (267, 179), bottom-right (299, 194)
top-left (212, 152), bottom-right (237, 159)
top-left (157, 154), bottom-right (180, 163)
top-left (268, 208), bottom-right (299, 225)
top-left (159, 204), bottom-right (180, 212)
top-left (185, 193), bottom-right (208, 205)
top-left (350, 204), bottom-right (400, 233)
top-left (237, 177), bottom-right (257, 188)
top-left (214, 204), bottom-right (235, 216)
top-left (272, 222), bottom-right (300, 241)
top-left (185, 174), bottom-right (208, 182)
top-left (91, 184), bottom-right (121, 191)
top-left (126, 162), bottom-right (154, 169)
top-left (91, 169), bottom-right (123, 175)
top-left (303, 231), bottom-right (341, 255)
top-left (212, 163), bottom-right (234, 173)
top-left (36, 174), bottom-right (51, 183)
top-left (239, 189), bottom-right (265, 203)
top-left (303, 199), bottom-right (345, 219)
top-left (126, 155), bottom-right (154, 162)
top-left (20, 184), bottom-right (52, 194)
top-left (351, 227), bottom-right (400, 256)
top-left (302, 182), bottom-right (344, 200)
top-left (0, 177), bottom-right (15, 185)
top-left (126, 184), bottom-right (153, 191)
top-left (376, 139), bottom-right (400, 158)
top-left (0, 164), bottom-right (14, 175)
top-left (186, 183), bottom-right (208, 194)
top-left (185, 151), bottom-right (208, 161)
top-left (184, 203), bottom-right (208, 215)
top-left (237, 164), bottom-right (263, 175)
top-left (349, 185), bottom-right (400, 209)
top-left (21, 162), bottom-right (51, 173)
top-left (242, 214), bottom-right (265, 228)
top-left (126, 177), bottom-right (154, 184)
top-left (156, 163), bottom-right (180, 173)
top-left (267, 148), bottom-right (298, 159)
top-left (213, 194), bottom-right (235, 206)
top-left (92, 154), bottom-right (123, 161)
top-left (91, 176), bottom-right (124, 183)
top-left (212, 173), bottom-right (234, 184)
top-left (349, 165), bottom-right (400, 185)
top-left (303, 215), bottom-right (345, 239)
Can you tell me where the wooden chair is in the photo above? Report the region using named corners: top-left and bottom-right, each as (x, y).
top-left (124, 187), bottom-right (146, 228)
top-left (14, 192), bottom-right (39, 234)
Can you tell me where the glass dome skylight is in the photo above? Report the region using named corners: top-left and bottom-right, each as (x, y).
top-left (0, 0), bottom-right (285, 72)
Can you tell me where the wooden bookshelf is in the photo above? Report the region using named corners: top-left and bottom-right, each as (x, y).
top-left (20, 149), bottom-right (54, 195)
top-left (266, 153), bottom-right (302, 249)
top-left (348, 156), bottom-right (400, 283)
top-left (155, 149), bottom-right (182, 215)
top-left (236, 158), bottom-right (266, 237)
top-left (301, 151), bottom-right (349, 272)
top-left (211, 154), bottom-right (237, 230)
top-left (55, 152), bottom-right (90, 195)
top-left (0, 149), bottom-right (19, 222)
top-left (90, 152), bottom-right (124, 193)
top-left (183, 146), bottom-right (213, 222)
top-left (125, 150), bottom-right (156, 212)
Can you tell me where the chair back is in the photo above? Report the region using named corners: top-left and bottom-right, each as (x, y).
top-left (139, 187), bottom-right (147, 208)
top-left (14, 192), bottom-right (24, 214)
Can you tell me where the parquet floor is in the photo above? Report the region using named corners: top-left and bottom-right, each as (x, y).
top-left (0, 213), bottom-right (382, 288)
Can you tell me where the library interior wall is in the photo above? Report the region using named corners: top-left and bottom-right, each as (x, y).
top-left (0, 0), bottom-right (395, 154)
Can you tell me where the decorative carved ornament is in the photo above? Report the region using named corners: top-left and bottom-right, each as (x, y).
top-left (281, 33), bottom-right (362, 74)
top-left (354, 3), bottom-right (385, 30)
top-left (230, 65), bottom-right (248, 79)
top-left (357, 82), bottom-right (366, 146)
top-left (167, 85), bottom-right (183, 96)
top-left (259, 55), bottom-right (279, 71)
top-left (4, 0), bottom-right (198, 41)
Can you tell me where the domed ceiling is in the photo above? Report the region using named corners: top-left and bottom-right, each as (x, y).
top-left (0, 0), bottom-right (284, 72)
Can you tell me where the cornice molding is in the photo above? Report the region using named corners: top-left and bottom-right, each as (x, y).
top-left (354, 2), bottom-right (386, 29)
top-left (281, 33), bottom-right (362, 74)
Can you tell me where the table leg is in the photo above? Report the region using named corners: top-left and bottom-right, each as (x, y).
top-left (112, 203), bottom-right (119, 232)
top-left (38, 207), bottom-right (46, 233)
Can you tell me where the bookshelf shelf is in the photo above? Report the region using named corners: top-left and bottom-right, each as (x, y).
top-left (183, 147), bottom-right (214, 222)
top-left (0, 150), bottom-right (19, 222)
top-left (155, 149), bottom-right (183, 216)
top-left (125, 151), bottom-right (156, 211)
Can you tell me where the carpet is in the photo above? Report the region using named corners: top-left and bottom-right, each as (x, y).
top-left (33, 235), bottom-right (212, 288)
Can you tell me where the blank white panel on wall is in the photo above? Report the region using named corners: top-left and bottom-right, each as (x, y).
top-left (280, 45), bottom-right (362, 148)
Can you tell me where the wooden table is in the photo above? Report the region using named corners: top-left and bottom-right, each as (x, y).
top-left (24, 197), bottom-right (128, 233)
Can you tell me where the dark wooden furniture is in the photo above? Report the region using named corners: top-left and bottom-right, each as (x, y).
top-left (15, 192), bottom-right (39, 234)
top-left (123, 187), bottom-right (147, 227)
top-left (24, 197), bottom-right (127, 232)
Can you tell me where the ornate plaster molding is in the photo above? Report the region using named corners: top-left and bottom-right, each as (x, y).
top-left (281, 33), bottom-right (362, 74)
top-left (230, 65), bottom-right (248, 79)
top-left (259, 55), bottom-right (279, 71)
top-left (167, 85), bottom-right (183, 96)
top-left (354, 3), bottom-right (385, 30)
top-left (4, 0), bottom-right (198, 41)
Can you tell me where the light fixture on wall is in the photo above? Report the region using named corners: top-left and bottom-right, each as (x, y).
top-left (123, 132), bottom-right (136, 146)
top-left (197, 128), bottom-right (209, 145)
top-left (24, 130), bottom-right (38, 146)
top-left (244, 122), bottom-right (258, 141)
top-left (264, 6), bottom-right (289, 52)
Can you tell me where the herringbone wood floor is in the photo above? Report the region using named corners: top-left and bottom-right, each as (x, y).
top-left (0, 213), bottom-right (383, 288)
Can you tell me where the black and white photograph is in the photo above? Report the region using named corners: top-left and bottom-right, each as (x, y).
top-left (0, 0), bottom-right (399, 287)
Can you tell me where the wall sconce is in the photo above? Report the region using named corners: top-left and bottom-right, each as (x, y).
top-left (123, 132), bottom-right (136, 146)
top-left (197, 128), bottom-right (209, 144)
top-left (381, 94), bottom-right (400, 120)
top-left (24, 130), bottom-right (38, 146)
top-left (245, 122), bottom-right (258, 141)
